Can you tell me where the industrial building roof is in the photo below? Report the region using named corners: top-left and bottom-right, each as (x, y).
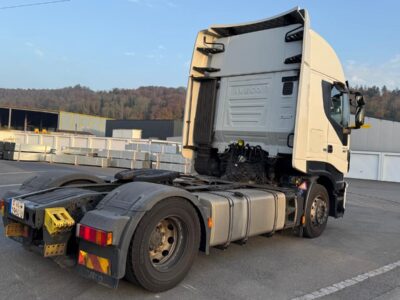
top-left (0, 106), bottom-right (112, 120)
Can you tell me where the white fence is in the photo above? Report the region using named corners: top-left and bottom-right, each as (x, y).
top-left (2, 131), bottom-right (400, 182)
top-left (0, 131), bottom-right (181, 153)
top-left (346, 151), bottom-right (400, 183)
top-left (0, 130), bottom-right (191, 173)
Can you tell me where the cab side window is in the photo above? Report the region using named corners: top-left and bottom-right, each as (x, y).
top-left (330, 86), bottom-right (349, 127)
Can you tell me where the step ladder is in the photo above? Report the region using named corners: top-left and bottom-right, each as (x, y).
top-left (284, 54), bottom-right (302, 64)
top-left (284, 26), bottom-right (304, 65)
top-left (285, 195), bottom-right (297, 228)
top-left (192, 66), bottom-right (221, 74)
top-left (196, 36), bottom-right (225, 56)
top-left (285, 26), bottom-right (304, 42)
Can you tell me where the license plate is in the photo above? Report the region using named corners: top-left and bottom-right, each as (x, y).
top-left (10, 199), bottom-right (25, 219)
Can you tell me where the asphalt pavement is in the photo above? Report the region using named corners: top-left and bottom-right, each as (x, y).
top-left (0, 160), bottom-right (399, 300)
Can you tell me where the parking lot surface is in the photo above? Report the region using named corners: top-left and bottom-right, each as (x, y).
top-left (0, 160), bottom-right (399, 300)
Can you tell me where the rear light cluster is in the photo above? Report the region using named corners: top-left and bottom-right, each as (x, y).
top-left (76, 224), bottom-right (113, 246)
top-left (0, 199), bottom-right (5, 216)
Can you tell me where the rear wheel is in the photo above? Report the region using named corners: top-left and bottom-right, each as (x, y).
top-left (125, 198), bottom-right (200, 292)
top-left (303, 184), bottom-right (329, 238)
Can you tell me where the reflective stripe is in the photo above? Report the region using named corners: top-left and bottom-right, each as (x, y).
top-left (88, 253), bottom-right (103, 273)
top-left (78, 250), bottom-right (111, 275)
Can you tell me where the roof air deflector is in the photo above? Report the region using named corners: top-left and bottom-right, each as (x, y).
top-left (210, 7), bottom-right (305, 37)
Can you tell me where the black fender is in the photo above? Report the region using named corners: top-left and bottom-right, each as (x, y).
top-left (306, 162), bottom-right (346, 218)
top-left (79, 182), bottom-right (210, 280)
top-left (3, 171), bottom-right (105, 199)
top-left (23, 171), bottom-right (104, 188)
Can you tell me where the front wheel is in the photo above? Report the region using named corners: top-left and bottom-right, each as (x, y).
top-left (125, 198), bottom-right (200, 292)
top-left (303, 184), bottom-right (329, 238)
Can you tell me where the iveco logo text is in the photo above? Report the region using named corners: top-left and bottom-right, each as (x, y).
top-left (230, 85), bottom-right (267, 97)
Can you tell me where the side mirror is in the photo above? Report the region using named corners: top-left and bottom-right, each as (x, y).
top-left (355, 105), bottom-right (365, 128)
top-left (355, 92), bottom-right (365, 107)
top-left (348, 92), bottom-right (366, 130)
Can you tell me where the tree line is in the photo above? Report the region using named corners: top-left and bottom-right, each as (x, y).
top-left (0, 85), bottom-right (399, 121)
top-left (355, 85), bottom-right (400, 121)
top-left (0, 85), bottom-right (186, 120)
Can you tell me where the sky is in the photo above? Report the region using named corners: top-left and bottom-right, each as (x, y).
top-left (0, 0), bottom-right (399, 91)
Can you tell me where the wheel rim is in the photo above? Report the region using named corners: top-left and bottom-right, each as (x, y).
top-left (148, 217), bottom-right (182, 267)
top-left (310, 195), bottom-right (328, 227)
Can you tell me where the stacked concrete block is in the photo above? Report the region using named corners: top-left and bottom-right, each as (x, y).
top-left (61, 147), bottom-right (99, 156)
top-left (109, 159), bottom-right (151, 169)
top-left (98, 149), bottom-right (149, 161)
top-left (0, 142), bottom-right (52, 162)
top-left (151, 153), bottom-right (192, 174)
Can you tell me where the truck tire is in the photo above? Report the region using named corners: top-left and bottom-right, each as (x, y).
top-left (303, 184), bottom-right (329, 238)
top-left (125, 197), bottom-right (200, 292)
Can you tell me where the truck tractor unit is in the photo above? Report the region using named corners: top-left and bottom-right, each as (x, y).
top-left (1, 8), bottom-right (366, 292)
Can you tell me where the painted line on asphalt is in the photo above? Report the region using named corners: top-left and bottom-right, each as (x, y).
top-left (0, 184), bottom-right (22, 188)
top-left (0, 171), bottom-right (48, 176)
top-left (291, 260), bottom-right (400, 300)
top-left (182, 284), bottom-right (199, 293)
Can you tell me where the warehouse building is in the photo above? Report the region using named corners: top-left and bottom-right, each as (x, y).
top-left (0, 106), bottom-right (109, 136)
top-left (106, 119), bottom-right (183, 140)
top-left (347, 116), bottom-right (400, 182)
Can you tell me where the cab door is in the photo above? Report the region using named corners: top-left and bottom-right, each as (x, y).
top-left (323, 81), bottom-right (350, 174)
top-left (292, 75), bottom-right (350, 174)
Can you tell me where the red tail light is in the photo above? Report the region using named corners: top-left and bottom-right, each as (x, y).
top-left (76, 224), bottom-right (113, 246)
top-left (0, 199), bottom-right (5, 216)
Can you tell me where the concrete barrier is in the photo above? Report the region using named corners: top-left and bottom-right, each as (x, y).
top-left (0, 130), bottom-right (190, 173)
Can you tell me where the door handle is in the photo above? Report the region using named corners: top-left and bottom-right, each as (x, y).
top-left (327, 145), bottom-right (333, 153)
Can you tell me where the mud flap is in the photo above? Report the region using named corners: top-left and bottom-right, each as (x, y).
top-left (77, 265), bottom-right (119, 288)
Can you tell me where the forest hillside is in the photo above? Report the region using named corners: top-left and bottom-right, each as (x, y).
top-left (0, 85), bottom-right (399, 121)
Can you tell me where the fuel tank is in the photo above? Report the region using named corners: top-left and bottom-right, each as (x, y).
top-left (195, 189), bottom-right (286, 247)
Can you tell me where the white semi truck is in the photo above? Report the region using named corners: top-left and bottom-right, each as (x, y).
top-left (1, 8), bottom-right (365, 292)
